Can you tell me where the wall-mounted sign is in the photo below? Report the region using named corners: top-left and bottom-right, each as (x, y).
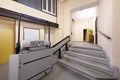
top-left (24, 28), bottom-right (40, 41)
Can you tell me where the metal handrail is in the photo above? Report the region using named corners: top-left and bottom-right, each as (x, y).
top-left (98, 31), bottom-right (112, 40)
top-left (51, 36), bottom-right (70, 58)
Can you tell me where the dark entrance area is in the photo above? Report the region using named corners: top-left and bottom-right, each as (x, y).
top-left (95, 17), bottom-right (98, 44)
top-left (83, 29), bottom-right (87, 41)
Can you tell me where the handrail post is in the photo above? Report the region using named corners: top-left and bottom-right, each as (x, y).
top-left (58, 49), bottom-right (62, 59)
top-left (16, 14), bottom-right (22, 54)
top-left (47, 23), bottom-right (51, 48)
top-left (65, 43), bottom-right (69, 51)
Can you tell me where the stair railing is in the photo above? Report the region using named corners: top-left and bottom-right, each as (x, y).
top-left (51, 35), bottom-right (70, 59)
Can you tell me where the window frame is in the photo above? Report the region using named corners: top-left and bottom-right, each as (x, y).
top-left (42, 0), bottom-right (57, 16)
top-left (13, 0), bottom-right (57, 16)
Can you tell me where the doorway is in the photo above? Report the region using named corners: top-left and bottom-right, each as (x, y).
top-left (71, 6), bottom-right (98, 43)
top-left (0, 17), bottom-right (15, 64)
top-left (83, 29), bottom-right (87, 41)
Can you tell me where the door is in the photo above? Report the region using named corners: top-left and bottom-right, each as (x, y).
top-left (0, 17), bottom-right (15, 64)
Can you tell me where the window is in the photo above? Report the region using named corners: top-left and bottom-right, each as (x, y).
top-left (42, 0), bottom-right (57, 16)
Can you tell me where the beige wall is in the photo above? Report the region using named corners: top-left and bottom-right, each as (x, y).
top-left (0, 0), bottom-right (56, 23)
top-left (113, 0), bottom-right (120, 73)
top-left (44, 27), bottom-right (56, 46)
top-left (51, 0), bottom-right (64, 45)
top-left (97, 0), bottom-right (113, 63)
top-left (15, 21), bottom-right (45, 43)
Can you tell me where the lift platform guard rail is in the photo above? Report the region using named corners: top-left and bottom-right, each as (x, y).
top-left (9, 36), bottom-right (70, 80)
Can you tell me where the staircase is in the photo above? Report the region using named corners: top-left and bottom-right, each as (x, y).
top-left (59, 42), bottom-right (119, 80)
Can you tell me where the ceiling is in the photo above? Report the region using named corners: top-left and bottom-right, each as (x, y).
top-left (72, 7), bottom-right (97, 21)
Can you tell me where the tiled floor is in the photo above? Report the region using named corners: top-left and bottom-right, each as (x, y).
top-left (0, 64), bottom-right (9, 80)
top-left (0, 63), bottom-right (89, 80)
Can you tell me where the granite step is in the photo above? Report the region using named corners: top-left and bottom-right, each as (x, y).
top-left (59, 59), bottom-right (117, 80)
top-left (66, 51), bottom-right (108, 64)
top-left (70, 42), bottom-right (102, 52)
top-left (69, 48), bottom-right (105, 58)
top-left (63, 54), bottom-right (113, 75)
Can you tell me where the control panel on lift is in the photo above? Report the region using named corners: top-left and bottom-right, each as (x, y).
top-left (20, 40), bottom-right (50, 54)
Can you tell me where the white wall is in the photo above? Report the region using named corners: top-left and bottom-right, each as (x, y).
top-left (98, 0), bottom-right (113, 63)
top-left (72, 19), bottom-right (95, 41)
top-left (71, 7), bottom-right (97, 42)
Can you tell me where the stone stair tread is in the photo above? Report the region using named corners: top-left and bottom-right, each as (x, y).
top-left (69, 48), bottom-right (105, 58)
top-left (59, 59), bottom-right (115, 79)
top-left (66, 51), bottom-right (106, 62)
top-left (70, 42), bottom-right (99, 48)
top-left (63, 54), bottom-right (112, 74)
top-left (69, 47), bottom-right (103, 54)
top-left (71, 45), bottom-right (101, 50)
top-left (67, 52), bottom-right (108, 65)
top-left (70, 43), bottom-right (102, 51)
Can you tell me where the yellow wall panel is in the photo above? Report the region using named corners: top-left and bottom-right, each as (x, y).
top-left (0, 18), bottom-right (15, 64)
top-left (86, 28), bottom-right (91, 42)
